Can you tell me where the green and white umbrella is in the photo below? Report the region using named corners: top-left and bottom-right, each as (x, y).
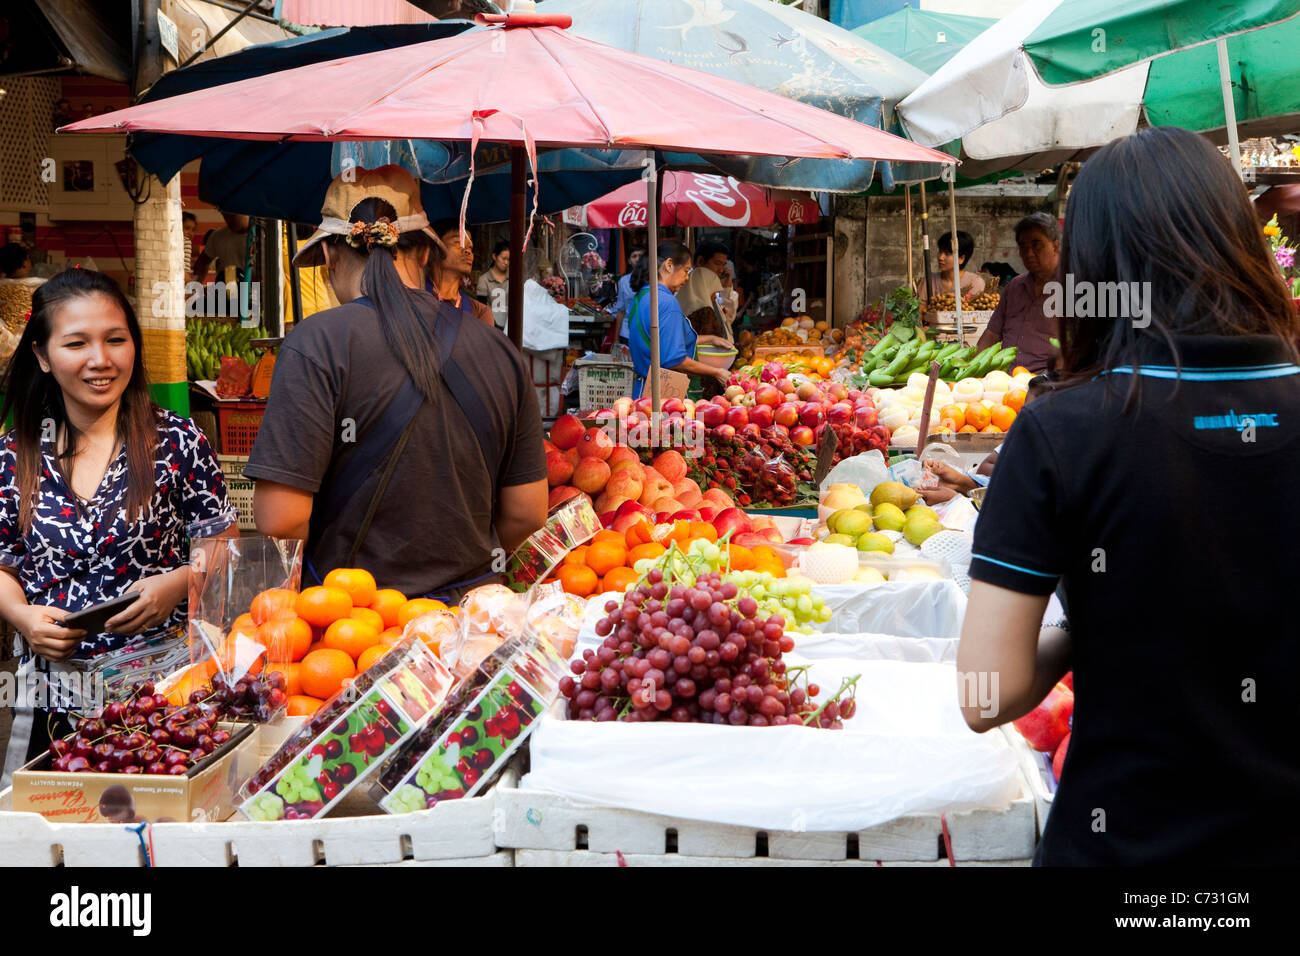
top-left (898, 0), bottom-right (1300, 175)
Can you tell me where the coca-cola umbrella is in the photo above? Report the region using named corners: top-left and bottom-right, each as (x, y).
top-left (567, 171), bottom-right (820, 230)
top-left (60, 11), bottom-right (951, 406)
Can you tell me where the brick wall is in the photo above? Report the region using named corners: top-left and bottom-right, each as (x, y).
top-left (832, 186), bottom-right (1056, 324)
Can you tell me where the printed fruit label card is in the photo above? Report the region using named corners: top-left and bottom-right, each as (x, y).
top-left (380, 667), bottom-right (546, 814)
top-left (506, 529), bottom-right (569, 591)
top-left (242, 689), bottom-right (409, 821)
top-left (377, 654), bottom-right (454, 723)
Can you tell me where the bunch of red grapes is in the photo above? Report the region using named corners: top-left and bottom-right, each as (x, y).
top-left (47, 681), bottom-right (241, 775)
top-left (560, 570), bottom-right (856, 727)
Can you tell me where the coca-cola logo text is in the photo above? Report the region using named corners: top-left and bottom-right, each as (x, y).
top-left (617, 202), bottom-right (648, 227)
top-left (682, 174), bottom-right (753, 227)
top-left (786, 201), bottom-right (807, 224)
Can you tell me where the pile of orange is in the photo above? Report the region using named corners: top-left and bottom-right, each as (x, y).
top-left (547, 521), bottom-right (786, 597)
top-left (936, 396), bottom-right (1020, 435)
top-left (169, 568), bottom-right (456, 717)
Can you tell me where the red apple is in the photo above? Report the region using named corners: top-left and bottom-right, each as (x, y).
top-left (1012, 683), bottom-right (1074, 753)
top-left (791, 426), bottom-right (815, 446)
top-left (724, 405), bottom-right (749, 429)
top-left (613, 397), bottom-right (634, 418)
top-left (1052, 732), bottom-right (1070, 782)
top-left (826, 402), bottom-right (853, 424)
top-left (662, 397), bottom-right (686, 416)
top-left (548, 485), bottom-right (584, 509)
top-left (787, 537), bottom-right (816, 545)
top-left (634, 397), bottom-right (653, 417)
top-left (854, 405), bottom-right (878, 429)
top-left (774, 402), bottom-right (800, 428)
top-left (714, 424), bottom-right (736, 439)
top-left (769, 423), bottom-right (790, 440)
top-left (754, 384), bottom-right (782, 408)
top-left (669, 509), bottom-right (702, 522)
top-left (697, 506), bottom-right (717, 522)
top-left (713, 395), bottom-right (731, 410)
top-left (799, 404), bottom-right (825, 428)
top-left (550, 414), bottom-right (585, 451)
top-left (578, 427), bottom-right (614, 461)
top-left (712, 507), bottom-right (753, 539)
top-left (847, 389), bottom-right (862, 402)
top-left (546, 450), bottom-right (574, 488)
top-left (749, 404), bottom-right (774, 429)
top-left (724, 385), bottom-right (745, 402)
top-left (776, 377), bottom-right (795, 394)
top-left (796, 382), bottom-right (820, 402)
top-left (696, 401), bottom-right (726, 427)
top-left (826, 382), bottom-right (849, 401)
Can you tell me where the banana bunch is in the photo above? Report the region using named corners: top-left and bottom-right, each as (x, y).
top-left (186, 319), bottom-right (268, 381)
top-left (861, 339), bottom-right (1019, 388)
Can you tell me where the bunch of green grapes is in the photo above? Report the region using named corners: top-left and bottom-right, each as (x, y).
top-left (274, 756), bottom-right (323, 803)
top-left (726, 571), bottom-right (833, 631)
top-left (245, 792), bottom-right (285, 821)
top-left (387, 784), bottom-right (427, 815)
top-left (415, 751), bottom-right (460, 795)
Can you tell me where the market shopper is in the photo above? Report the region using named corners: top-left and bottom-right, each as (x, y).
top-left (428, 219), bottom-right (495, 328)
top-left (246, 166), bottom-right (547, 601)
top-left (914, 230), bottom-right (985, 302)
top-left (607, 247), bottom-right (646, 346)
top-left (976, 213), bottom-right (1060, 370)
top-left (475, 240), bottom-right (510, 331)
top-left (0, 267), bottom-right (237, 783)
top-left (958, 127), bottom-right (1300, 865)
top-left (627, 239), bottom-right (732, 398)
top-left (678, 240), bottom-right (733, 338)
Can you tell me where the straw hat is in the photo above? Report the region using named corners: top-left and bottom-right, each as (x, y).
top-left (293, 164), bottom-right (443, 268)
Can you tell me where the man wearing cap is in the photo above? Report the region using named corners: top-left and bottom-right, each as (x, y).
top-left (244, 166), bottom-right (548, 601)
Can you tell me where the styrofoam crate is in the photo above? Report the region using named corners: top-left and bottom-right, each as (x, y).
top-left (515, 850), bottom-right (1032, 867)
top-left (0, 727), bottom-right (515, 867)
top-left (496, 770), bottom-right (1035, 863)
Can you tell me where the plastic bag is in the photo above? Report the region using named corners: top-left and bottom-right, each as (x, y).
top-left (810, 579), bottom-right (967, 639)
top-left (522, 656), bottom-right (1021, 832)
top-left (186, 529), bottom-right (302, 702)
top-left (439, 584), bottom-right (529, 678)
top-left (820, 450), bottom-right (889, 499)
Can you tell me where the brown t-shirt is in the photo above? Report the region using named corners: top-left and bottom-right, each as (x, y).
top-left (243, 290), bottom-right (546, 597)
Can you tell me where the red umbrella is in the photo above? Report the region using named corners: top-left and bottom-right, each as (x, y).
top-left (62, 12), bottom-right (952, 404)
top-left (570, 172), bottom-right (820, 230)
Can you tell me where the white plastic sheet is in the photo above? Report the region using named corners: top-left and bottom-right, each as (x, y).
top-left (522, 278), bottom-right (572, 351)
top-left (522, 656), bottom-right (1021, 832)
top-left (812, 578), bottom-right (966, 639)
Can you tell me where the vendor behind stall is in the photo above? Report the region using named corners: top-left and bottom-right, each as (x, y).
top-left (914, 231), bottom-right (985, 302)
top-left (976, 213), bottom-right (1060, 371)
top-left (627, 239), bottom-right (731, 398)
top-left (428, 219), bottom-right (495, 329)
top-left (678, 240), bottom-right (734, 339)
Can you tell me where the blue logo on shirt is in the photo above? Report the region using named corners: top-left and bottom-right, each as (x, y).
top-left (1193, 410), bottom-right (1279, 431)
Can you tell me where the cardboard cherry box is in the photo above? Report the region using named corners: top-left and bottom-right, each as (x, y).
top-left (11, 723), bottom-right (258, 824)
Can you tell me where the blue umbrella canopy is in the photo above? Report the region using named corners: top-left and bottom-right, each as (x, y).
top-left (538, 0), bottom-right (930, 192)
top-left (129, 22), bottom-right (645, 223)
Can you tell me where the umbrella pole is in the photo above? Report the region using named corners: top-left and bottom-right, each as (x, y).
top-left (904, 186), bottom-right (914, 289)
top-left (918, 182), bottom-right (934, 304)
top-left (1217, 38), bottom-right (1244, 179)
top-left (508, 146), bottom-right (526, 349)
top-left (648, 163), bottom-right (661, 419)
top-left (284, 220), bottom-right (303, 328)
top-left (948, 176), bottom-right (962, 343)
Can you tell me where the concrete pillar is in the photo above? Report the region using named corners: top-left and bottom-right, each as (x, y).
top-left (134, 174), bottom-right (189, 413)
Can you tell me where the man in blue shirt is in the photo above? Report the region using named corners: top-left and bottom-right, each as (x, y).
top-left (611, 247), bottom-right (645, 344)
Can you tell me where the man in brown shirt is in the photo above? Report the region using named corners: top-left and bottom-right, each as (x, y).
top-left (977, 213), bottom-right (1061, 371)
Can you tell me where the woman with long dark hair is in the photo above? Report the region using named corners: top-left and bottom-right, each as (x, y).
top-left (627, 239), bottom-right (732, 398)
top-left (0, 267), bottom-right (235, 781)
top-left (958, 127), bottom-right (1300, 865)
top-left (247, 166), bottom-right (546, 601)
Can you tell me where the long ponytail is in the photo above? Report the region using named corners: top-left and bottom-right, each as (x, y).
top-left (325, 197), bottom-right (440, 402)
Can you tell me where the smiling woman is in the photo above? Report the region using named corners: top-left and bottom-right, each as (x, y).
top-left (0, 268), bottom-right (238, 784)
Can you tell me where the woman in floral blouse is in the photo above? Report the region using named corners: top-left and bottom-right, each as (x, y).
top-left (0, 267), bottom-right (236, 781)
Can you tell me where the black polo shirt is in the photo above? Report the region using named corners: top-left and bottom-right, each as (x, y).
top-left (971, 334), bottom-right (1300, 865)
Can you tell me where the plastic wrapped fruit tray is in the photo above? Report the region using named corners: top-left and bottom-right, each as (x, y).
top-left (0, 720), bottom-right (512, 867)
